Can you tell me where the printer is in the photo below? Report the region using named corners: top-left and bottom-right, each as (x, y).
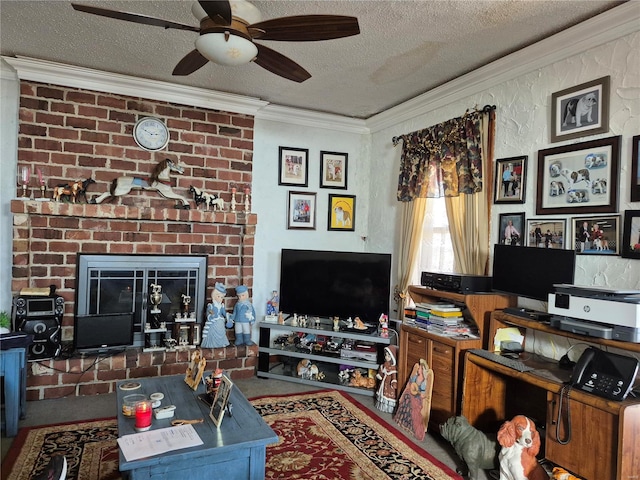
top-left (548, 284), bottom-right (640, 343)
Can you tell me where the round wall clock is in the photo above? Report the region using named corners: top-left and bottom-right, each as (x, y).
top-left (133, 117), bottom-right (170, 151)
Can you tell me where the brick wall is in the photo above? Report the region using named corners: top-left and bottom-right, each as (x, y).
top-left (11, 80), bottom-right (259, 399)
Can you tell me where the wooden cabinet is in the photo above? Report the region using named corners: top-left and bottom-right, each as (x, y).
top-left (398, 286), bottom-right (514, 430)
top-left (462, 310), bottom-right (640, 480)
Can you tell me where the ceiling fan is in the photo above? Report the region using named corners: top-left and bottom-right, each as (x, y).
top-left (71, 0), bottom-right (360, 83)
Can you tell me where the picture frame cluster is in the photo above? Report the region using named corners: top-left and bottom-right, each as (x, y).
top-left (493, 76), bottom-right (637, 259)
top-left (279, 146), bottom-right (354, 231)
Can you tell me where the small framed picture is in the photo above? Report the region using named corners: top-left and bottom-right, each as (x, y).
top-left (287, 191), bottom-right (316, 229)
top-left (209, 375), bottom-right (233, 427)
top-left (551, 76), bottom-right (610, 143)
top-left (328, 194), bottom-right (356, 231)
top-left (631, 135), bottom-right (640, 202)
top-left (494, 156), bottom-right (527, 204)
top-left (278, 146), bottom-right (309, 187)
top-left (621, 210), bottom-right (640, 259)
top-left (498, 212), bottom-right (525, 246)
top-left (526, 218), bottom-right (567, 249)
top-left (571, 215), bottom-right (620, 255)
top-left (320, 151), bottom-right (348, 189)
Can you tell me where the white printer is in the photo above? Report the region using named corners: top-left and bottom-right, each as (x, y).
top-left (548, 284), bottom-right (640, 343)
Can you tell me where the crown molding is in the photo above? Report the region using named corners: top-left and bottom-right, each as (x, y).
top-left (255, 104), bottom-right (368, 134)
top-left (366, 1), bottom-right (640, 133)
top-left (1, 56), bottom-right (268, 116)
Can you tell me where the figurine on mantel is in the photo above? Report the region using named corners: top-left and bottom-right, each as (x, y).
top-left (229, 285), bottom-right (256, 346)
top-left (201, 283), bottom-right (230, 348)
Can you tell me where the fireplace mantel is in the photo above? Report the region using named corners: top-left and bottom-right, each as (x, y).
top-left (11, 200), bottom-right (257, 226)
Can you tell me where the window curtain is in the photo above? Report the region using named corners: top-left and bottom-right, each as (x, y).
top-left (393, 107), bottom-right (495, 314)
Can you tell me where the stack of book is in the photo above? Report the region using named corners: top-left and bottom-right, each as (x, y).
top-left (413, 302), bottom-right (478, 337)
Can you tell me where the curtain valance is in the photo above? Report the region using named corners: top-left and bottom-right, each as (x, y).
top-left (394, 106), bottom-right (494, 201)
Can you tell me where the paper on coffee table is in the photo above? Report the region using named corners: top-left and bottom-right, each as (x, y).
top-left (117, 424), bottom-right (204, 462)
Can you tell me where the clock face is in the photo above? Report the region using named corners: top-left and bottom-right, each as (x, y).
top-left (133, 117), bottom-right (169, 151)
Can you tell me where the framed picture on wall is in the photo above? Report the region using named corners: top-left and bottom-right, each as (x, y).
top-left (631, 135), bottom-right (640, 202)
top-left (551, 76), bottom-right (610, 142)
top-left (498, 212), bottom-right (525, 246)
top-left (279, 146), bottom-right (309, 187)
top-left (494, 156), bottom-right (526, 204)
top-left (525, 218), bottom-right (566, 249)
top-left (621, 210), bottom-right (640, 259)
top-left (320, 151), bottom-right (348, 189)
top-left (536, 136), bottom-right (620, 215)
top-left (287, 191), bottom-right (316, 229)
top-left (571, 215), bottom-right (620, 255)
top-left (328, 194), bottom-right (355, 231)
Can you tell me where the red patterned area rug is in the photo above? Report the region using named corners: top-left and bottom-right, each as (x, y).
top-left (2, 390), bottom-right (460, 480)
top-left (251, 390), bottom-right (460, 479)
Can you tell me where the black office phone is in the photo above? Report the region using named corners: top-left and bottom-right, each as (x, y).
top-left (571, 346), bottom-right (639, 401)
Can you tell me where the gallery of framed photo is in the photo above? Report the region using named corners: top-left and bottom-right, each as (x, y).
top-left (278, 146), bottom-right (309, 187)
top-left (571, 215), bottom-right (620, 255)
top-left (551, 76), bottom-right (610, 143)
top-left (621, 210), bottom-right (640, 259)
top-left (631, 135), bottom-right (640, 202)
top-left (320, 151), bottom-right (348, 189)
top-left (536, 135), bottom-right (620, 216)
top-left (287, 191), bottom-right (316, 230)
top-left (526, 218), bottom-right (566, 249)
top-left (498, 212), bottom-right (525, 246)
top-left (494, 156), bottom-right (527, 204)
top-left (328, 194), bottom-right (355, 231)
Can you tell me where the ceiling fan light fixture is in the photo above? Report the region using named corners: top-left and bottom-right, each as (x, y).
top-left (191, 1), bottom-right (262, 25)
top-left (196, 32), bottom-right (258, 65)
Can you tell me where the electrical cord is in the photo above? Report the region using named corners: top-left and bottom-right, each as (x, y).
top-left (555, 383), bottom-right (572, 445)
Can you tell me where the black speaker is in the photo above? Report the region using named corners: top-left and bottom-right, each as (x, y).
top-left (20, 318), bottom-right (61, 360)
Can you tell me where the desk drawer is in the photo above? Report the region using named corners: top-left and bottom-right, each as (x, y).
top-left (406, 333), bottom-right (428, 357)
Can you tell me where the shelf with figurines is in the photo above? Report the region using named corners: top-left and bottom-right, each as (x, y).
top-left (257, 313), bottom-right (393, 396)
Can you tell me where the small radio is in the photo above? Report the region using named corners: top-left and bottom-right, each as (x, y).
top-left (13, 295), bottom-right (64, 360)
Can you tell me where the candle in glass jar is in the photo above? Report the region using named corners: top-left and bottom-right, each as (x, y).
top-left (37, 168), bottom-right (44, 185)
top-left (135, 400), bottom-right (153, 431)
top-left (21, 166), bottom-right (31, 184)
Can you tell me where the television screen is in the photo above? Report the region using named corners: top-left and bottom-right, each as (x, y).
top-left (74, 312), bottom-right (134, 353)
top-left (492, 244), bottom-right (576, 301)
top-left (279, 249), bottom-right (392, 323)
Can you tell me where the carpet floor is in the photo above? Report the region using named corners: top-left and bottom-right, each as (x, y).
top-left (2, 389), bottom-right (461, 480)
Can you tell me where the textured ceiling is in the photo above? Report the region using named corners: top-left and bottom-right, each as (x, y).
top-left (0, 0), bottom-right (624, 119)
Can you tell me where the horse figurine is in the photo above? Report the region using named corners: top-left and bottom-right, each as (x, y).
top-left (189, 185), bottom-right (225, 211)
top-left (92, 159), bottom-right (190, 208)
top-left (53, 177), bottom-right (95, 203)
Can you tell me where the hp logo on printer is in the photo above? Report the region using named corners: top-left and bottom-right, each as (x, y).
top-left (583, 305), bottom-right (591, 313)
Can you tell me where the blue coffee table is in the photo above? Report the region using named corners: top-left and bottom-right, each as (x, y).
top-left (116, 374), bottom-right (278, 480)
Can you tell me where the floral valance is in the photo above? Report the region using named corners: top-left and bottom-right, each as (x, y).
top-left (395, 109), bottom-right (484, 201)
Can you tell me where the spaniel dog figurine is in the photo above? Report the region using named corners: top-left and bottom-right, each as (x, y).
top-left (497, 415), bottom-right (548, 480)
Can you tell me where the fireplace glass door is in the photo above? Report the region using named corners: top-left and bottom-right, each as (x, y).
top-left (76, 255), bottom-right (207, 348)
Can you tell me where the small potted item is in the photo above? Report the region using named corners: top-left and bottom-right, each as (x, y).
top-left (0, 311), bottom-right (11, 334)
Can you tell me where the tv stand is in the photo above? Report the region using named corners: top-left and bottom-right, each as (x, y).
top-left (257, 318), bottom-right (391, 396)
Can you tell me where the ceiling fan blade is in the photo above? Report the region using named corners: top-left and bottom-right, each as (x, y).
top-left (173, 50), bottom-right (209, 76)
top-left (71, 3), bottom-right (199, 32)
top-left (198, 0), bottom-right (232, 25)
top-left (249, 15), bottom-right (360, 42)
top-left (253, 44), bottom-right (311, 83)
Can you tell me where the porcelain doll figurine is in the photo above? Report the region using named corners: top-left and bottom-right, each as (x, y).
top-left (375, 345), bottom-right (398, 413)
top-left (229, 285), bottom-right (256, 346)
top-left (201, 282), bottom-right (230, 348)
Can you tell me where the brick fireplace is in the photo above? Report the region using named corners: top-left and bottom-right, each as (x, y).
top-left (11, 80), bottom-right (259, 400)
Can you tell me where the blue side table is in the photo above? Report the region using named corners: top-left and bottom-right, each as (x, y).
top-left (0, 347), bottom-right (27, 437)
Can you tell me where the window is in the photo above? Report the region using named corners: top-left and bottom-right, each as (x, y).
top-left (412, 197), bottom-right (454, 284)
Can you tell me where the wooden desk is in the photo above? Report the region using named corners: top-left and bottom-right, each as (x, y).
top-left (462, 347), bottom-right (640, 480)
top-left (0, 347), bottom-right (27, 437)
top-left (116, 375), bottom-right (278, 480)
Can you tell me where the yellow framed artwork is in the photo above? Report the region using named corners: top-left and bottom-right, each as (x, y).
top-left (328, 194), bottom-right (355, 231)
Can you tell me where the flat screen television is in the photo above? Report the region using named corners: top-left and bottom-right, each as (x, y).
top-left (492, 244), bottom-right (576, 301)
top-left (279, 249), bottom-right (392, 323)
top-left (74, 312), bottom-right (134, 354)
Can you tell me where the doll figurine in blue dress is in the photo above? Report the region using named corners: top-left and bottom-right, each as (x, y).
top-left (201, 282), bottom-right (231, 348)
top-left (229, 285), bottom-right (256, 346)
